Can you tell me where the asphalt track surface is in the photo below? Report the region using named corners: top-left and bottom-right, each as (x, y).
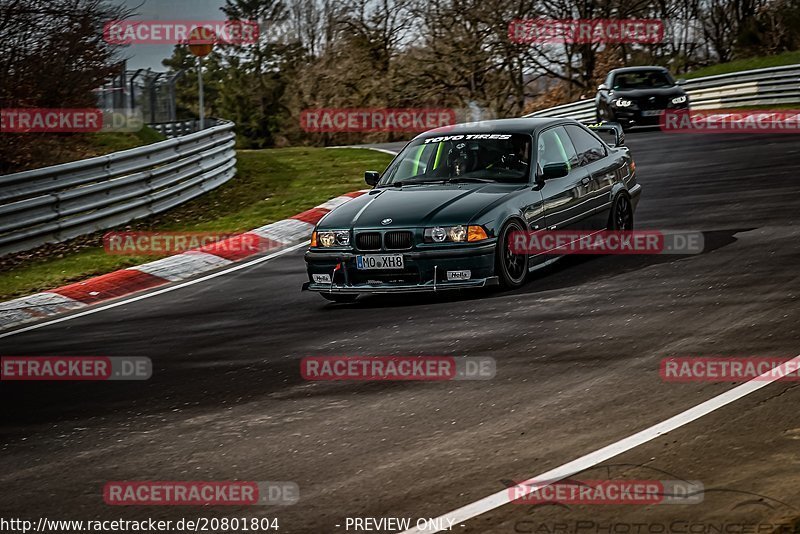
top-left (1, 130), bottom-right (799, 533)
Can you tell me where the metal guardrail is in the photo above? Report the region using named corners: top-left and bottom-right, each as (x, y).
top-left (149, 119), bottom-right (218, 138)
top-left (0, 120), bottom-right (237, 256)
top-left (526, 64), bottom-right (800, 121)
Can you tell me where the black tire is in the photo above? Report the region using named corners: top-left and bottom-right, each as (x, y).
top-left (495, 220), bottom-right (528, 289)
top-left (321, 293), bottom-right (358, 303)
top-left (608, 194), bottom-right (634, 231)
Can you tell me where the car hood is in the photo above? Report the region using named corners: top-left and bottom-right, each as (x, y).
top-left (319, 184), bottom-right (524, 229)
top-left (610, 86), bottom-right (686, 99)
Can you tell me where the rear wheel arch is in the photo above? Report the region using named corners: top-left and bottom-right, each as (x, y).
top-left (608, 191), bottom-right (634, 230)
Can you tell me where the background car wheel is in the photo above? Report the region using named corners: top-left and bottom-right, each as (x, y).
top-left (495, 220), bottom-right (528, 289)
top-left (609, 194), bottom-right (634, 230)
top-left (321, 293), bottom-right (358, 303)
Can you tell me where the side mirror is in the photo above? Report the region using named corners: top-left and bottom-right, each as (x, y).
top-left (598, 83), bottom-right (609, 92)
top-left (585, 122), bottom-right (625, 148)
top-left (676, 78), bottom-right (687, 86)
top-left (365, 170), bottom-right (380, 186)
top-left (541, 162), bottom-right (570, 180)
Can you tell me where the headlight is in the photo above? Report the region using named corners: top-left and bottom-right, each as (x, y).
top-left (671, 95), bottom-right (687, 105)
top-left (613, 99), bottom-right (633, 108)
top-left (335, 231), bottom-right (350, 246)
top-left (314, 230), bottom-right (350, 247)
top-left (318, 232), bottom-right (336, 247)
top-left (449, 225), bottom-right (467, 242)
top-left (430, 227), bottom-right (447, 242)
top-left (424, 225), bottom-right (488, 243)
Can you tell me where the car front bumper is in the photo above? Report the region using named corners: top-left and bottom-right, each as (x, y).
top-left (303, 241), bottom-right (498, 294)
top-left (302, 277), bottom-right (499, 294)
top-left (613, 104), bottom-right (690, 126)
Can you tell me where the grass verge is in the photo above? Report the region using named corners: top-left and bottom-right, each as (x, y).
top-left (83, 126), bottom-right (166, 154)
top-left (0, 147), bottom-right (393, 301)
top-left (686, 51), bottom-right (800, 79)
top-left (0, 127), bottom-right (166, 174)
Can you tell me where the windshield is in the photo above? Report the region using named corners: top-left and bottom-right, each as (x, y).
top-left (612, 70), bottom-right (675, 90)
top-left (380, 133), bottom-right (532, 186)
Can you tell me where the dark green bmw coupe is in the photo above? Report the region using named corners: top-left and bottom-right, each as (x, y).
top-left (302, 117), bottom-right (640, 302)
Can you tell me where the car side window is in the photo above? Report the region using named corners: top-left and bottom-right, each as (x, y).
top-left (553, 127), bottom-right (579, 169)
top-left (394, 143), bottom-right (438, 179)
top-left (565, 125), bottom-right (607, 166)
top-left (537, 127), bottom-right (578, 174)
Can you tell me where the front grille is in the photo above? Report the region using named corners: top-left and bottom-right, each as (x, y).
top-left (356, 232), bottom-right (381, 251)
top-left (639, 96), bottom-right (669, 110)
top-left (384, 231), bottom-right (413, 250)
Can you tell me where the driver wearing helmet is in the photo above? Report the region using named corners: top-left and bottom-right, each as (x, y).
top-left (447, 142), bottom-right (479, 176)
top-left (500, 136), bottom-right (531, 172)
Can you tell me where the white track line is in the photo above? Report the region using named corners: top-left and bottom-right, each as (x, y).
top-left (362, 147), bottom-right (401, 156)
top-left (0, 241), bottom-right (309, 340)
top-left (327, 145), bottom-right (401, 156)
top-left (402, 354), bottom-right (800, 533)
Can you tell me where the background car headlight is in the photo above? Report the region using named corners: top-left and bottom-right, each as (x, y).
top-left (613, 99), bottom-right (633, 108)
top-left (315, 230), bottom-right (350, 247)
top-left (671, 95), bottom-right (687, 104)
top-left (425, 225), bottom-right (488, 243)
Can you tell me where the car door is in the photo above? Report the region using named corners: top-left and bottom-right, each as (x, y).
top-left (525, 125), bottom-right (593, 260)
top-left (565, 124), bottom-right (619, 230)
top-left (536, 125), bottom-right (592, 232)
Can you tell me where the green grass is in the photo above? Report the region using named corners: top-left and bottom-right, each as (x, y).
top-left (0, 251), bottom-right (147, 300)
top-left (84, 126), bottom-right (165, 153)
top-left (686, 50), bottom-right (800, 79)
top-left (1, 126), bottom-right (166, 175)
top-left (0, 147), bottom-right (393, 300)
top-left (719, 103), bottom-right (800, 110)
top-left (144, 147), bottom-right (391, 232)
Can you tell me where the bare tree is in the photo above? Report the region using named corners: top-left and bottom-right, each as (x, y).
top-left (0, 0), bottom-right (131, 171)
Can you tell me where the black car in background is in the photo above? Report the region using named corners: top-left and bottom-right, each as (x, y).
top-left (595, 66), bottom-right (689, 130)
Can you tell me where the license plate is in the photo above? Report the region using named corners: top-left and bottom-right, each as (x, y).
top-left (642, 110), bottom-right (664, 117)
top-left (356, 254), bottom-right (404, 270)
